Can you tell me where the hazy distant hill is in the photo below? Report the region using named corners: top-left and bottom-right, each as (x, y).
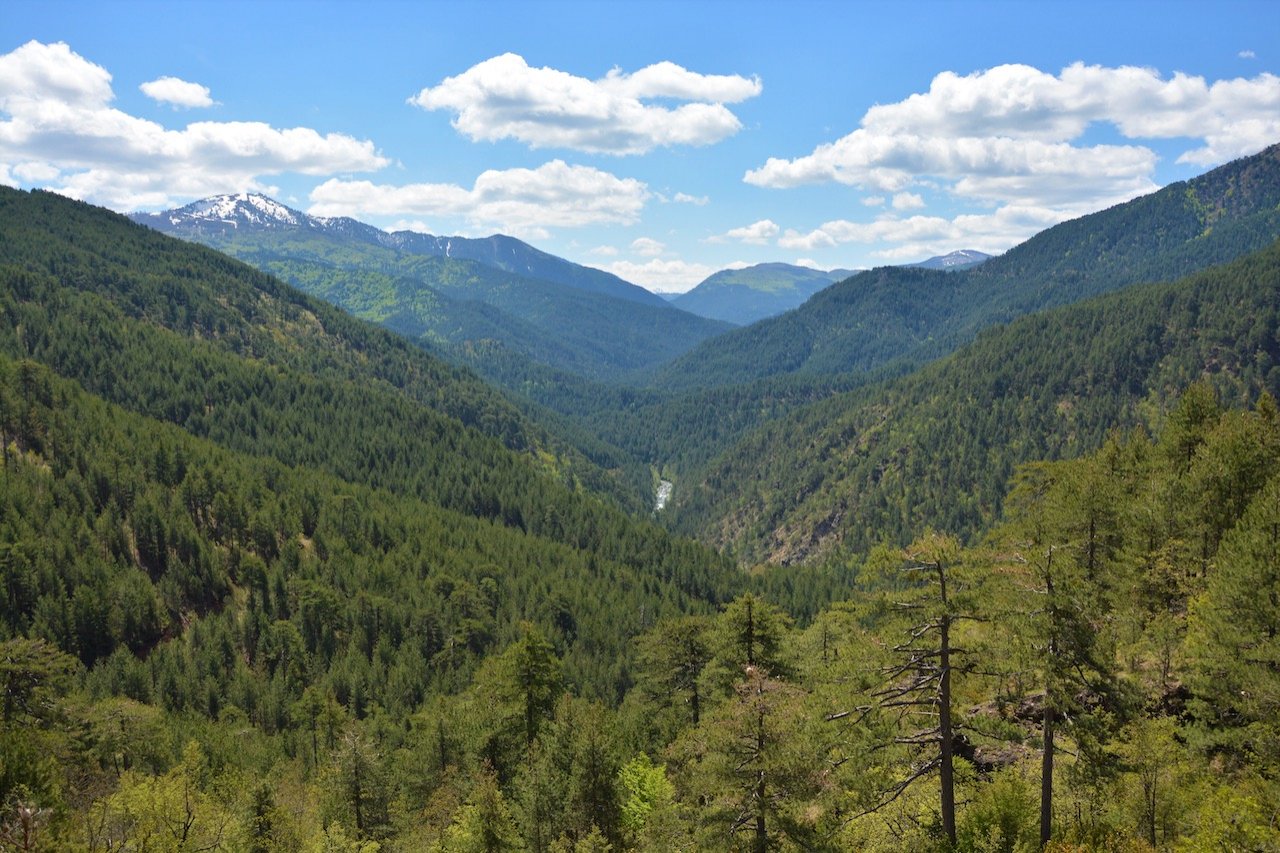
top-left (646, 143), bottom-right (1280, 392)
top-left (671, 262), bottom-right (841, 325)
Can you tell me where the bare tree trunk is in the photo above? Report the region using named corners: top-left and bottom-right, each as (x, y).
top-left (1040, 705), bottom-right (1053, 847)
top-left (754, 711), bottom-right (767, 853)
top-left (939, 613), bottom-right (956, 846)
top-left (1041, 562), bottom-right (1056, 849)
top-left (754, 780), bottom-right (767, 853)
top-left (935, 556), bottom-right (957, 848)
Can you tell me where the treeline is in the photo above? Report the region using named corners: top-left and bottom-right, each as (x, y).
top-left (4, 383), bottom-right (1277, 849)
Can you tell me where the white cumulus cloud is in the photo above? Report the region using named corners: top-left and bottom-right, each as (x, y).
top-left (140, 75), bottom-right (214, 109)
top-left (604, 258), bottom-right (718, 293)
top-left (716, 218), bottom-right (780, 245)
top-left (673, 191), bottom-right (710, 205)
top-left (386, 219), bottom-right (434, 234)
top-left (892, 191), bottom-right (925, 210)
top-left (746, 62), bottom-right (1280, 199)
top-left (12, 160), bottom-right (60, 182)
top-left (746, 61), bottom-right (1280, 260)
top-left (630, 237), bottom-right (665, 257)
top-left (0, 40), bottom-right (388, 209)
top-left (308, 159), bottom-right (649, 240)
top-left (779, 205), bottom-right (1067, 260)
top-left (409, 53), bottom-right (761, 155)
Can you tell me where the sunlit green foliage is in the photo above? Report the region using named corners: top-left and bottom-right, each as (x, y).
top-left (672, 237), bottom-right (1280, 564)
top-left (3, 154), bottom-right (1280, 851)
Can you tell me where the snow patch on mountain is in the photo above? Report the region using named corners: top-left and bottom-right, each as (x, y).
top-left (180, 192), bottom-right (301, 227)
top-left (910, 249), bottom-right (993, 270)
top-left (132, 192), bottom-right (670, 307)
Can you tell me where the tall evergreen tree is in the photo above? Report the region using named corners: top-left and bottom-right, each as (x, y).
top-left (1187, 473), bottom-right (1280, 769)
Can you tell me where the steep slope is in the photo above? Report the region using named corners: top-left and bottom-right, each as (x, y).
top-left (0, 187), bottom-right (661, 519)
top-left (0, 353), bottom-right (736, 702)
top-left (133, 194), bottom-right (730, 382)
top-left (672, 263), bottom-right (840, 325)
top-left (672, 239), bottom-right (1280, 565)
top-left (225, 243), bottom-right (731, 382)
top-left (648, 143), bottom-right (1280, 392)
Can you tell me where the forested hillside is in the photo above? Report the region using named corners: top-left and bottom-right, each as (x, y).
top-left (3, 140), bottom-right (1280, 851)
top-left (200, 235), bottom-right (729, 384)
top-left (380, 230), bottom-right (668, 308)
top-left (5, 366), bottom-right (1278, 849)
top-left (135, 196), bottom-right (730, 384)
top-left (671, 238), bottom-right (1280, 564)
top-left (0, 187), bottom-right (666, 511)
top-left (648, 143), bottom-right (1280, 391)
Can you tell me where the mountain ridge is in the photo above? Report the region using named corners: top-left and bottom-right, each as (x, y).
top-left (132, 192), bottom-right (667, 308)
top-left (645, 142), bottom-right (1280, 392)
top-left (910, 249), bottom-right (992, 270)
top-left (670, 237), bottom-right (1280, 564)
top-left (131, 193), bottom-right (731, 384)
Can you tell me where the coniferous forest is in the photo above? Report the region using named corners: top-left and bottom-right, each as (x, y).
top-left (3, 137), bottom-right (1280, 853)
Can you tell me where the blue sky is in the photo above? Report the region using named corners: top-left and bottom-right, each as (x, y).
top-left (4, 0), bottom-right (1278, 291)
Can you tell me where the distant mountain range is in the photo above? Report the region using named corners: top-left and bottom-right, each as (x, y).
top-left (669, 253), bottom-right (989, 326)
top-left (645, 142), bottom-right (1280, 391)
top-left (132, 195), bottom-right (997, 342)
top-left (131, 194), bottom-right (730, 384)
top-left (133, 192), bottom-right (666, 307)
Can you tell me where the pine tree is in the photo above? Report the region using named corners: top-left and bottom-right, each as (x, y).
top-left (637, 615), bottom-right (712, 728)
top-left (1187, 473), bottom-right (1280, 768)
top-left (997, 463), bottom-right (1122, 846)
top-left (679, 666), bottom-right (825, 851)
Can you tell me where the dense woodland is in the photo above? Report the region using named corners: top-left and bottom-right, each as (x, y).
top-left (2, 144), bottom-right (1280, 851)
top-left (670, 240), bottom-right (1280, 565)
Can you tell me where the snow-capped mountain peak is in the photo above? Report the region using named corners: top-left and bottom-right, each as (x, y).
top-left (171, 192), bottom-right (302, 228)
top-left (131, 192), bottom-right (383, 241)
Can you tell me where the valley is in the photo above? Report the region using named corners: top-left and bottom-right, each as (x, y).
top-left (4, 76), bottom-right (1280, 851)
